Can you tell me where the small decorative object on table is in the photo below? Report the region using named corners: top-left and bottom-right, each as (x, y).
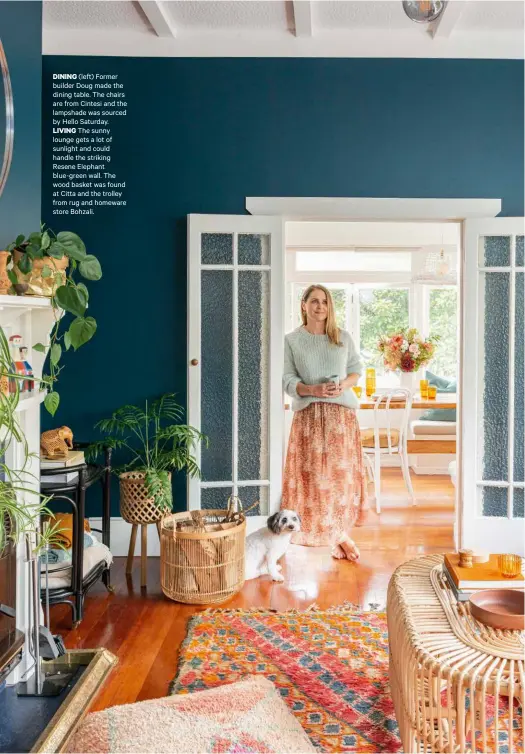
top-left (458, 548), bottom-right (474, 568)
top-left (40, 426), bottom-right (74, 459)
top-left (498, 552), bottom-right (523, 578)
top-left (87, 394), bottom-right (206, 588)
top-left (469, 588), bottom-right (525, 631)
top-left (365, 367), bottom-right (376, 397)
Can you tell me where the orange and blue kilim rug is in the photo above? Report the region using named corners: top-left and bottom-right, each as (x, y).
top-left (170, 605), bottom-right (402, 753)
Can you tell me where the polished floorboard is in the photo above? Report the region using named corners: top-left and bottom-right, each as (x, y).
top-left (49, 469), bottom-right (455, 711)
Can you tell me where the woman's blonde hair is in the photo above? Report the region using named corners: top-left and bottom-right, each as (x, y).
top-left (301, 284), bottom-right (341, 346)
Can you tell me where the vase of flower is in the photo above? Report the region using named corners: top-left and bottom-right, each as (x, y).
top-left (378, 328), bottom-right (439, 393)
top-left (399, 370), bottom-right (417, 392)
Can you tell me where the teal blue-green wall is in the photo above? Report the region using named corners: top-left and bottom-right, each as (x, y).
top-left (41, 57), bottom-right (524, 514)
top-left (0, 1), bottom-right (42, 247)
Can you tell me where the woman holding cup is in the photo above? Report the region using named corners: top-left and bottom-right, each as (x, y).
top-left (281, 285), bottom-right (368, 561)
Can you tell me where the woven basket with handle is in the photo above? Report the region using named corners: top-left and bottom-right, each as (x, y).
top-left (160, 496), bottom-right (248, 605)
top-left (119, 471), bottom-right (170, 525)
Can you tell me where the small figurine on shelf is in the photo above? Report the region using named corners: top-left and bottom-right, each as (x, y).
top-left (40, 426), bottom-right (74, 459)
top-left (8, 334), bottom-right (22, 360)
top-left (17, 346), bottom-right (34, 393)
top-left (8, 334), bottom-right (23, 394)
top-left (8, 335), bottom-right (34, 394)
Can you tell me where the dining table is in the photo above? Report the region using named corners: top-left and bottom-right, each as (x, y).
top-left (283, 394), bottom-right (458, 453)
top-left (357, 392), bottom-right (457, 454)
top-left (358, 392), bottom-right (457, 411)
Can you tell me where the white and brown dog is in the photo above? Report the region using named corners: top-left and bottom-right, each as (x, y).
top-left (244, 510), bottom-right (301, 582)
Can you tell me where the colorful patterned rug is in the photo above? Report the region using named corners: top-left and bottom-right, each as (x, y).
top-left (170, 605), bottom-right (401, 753)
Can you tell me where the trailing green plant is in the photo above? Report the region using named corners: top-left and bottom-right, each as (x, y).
top-left (87, 394), bottom-right (207, 512)
top-left (6, 225), bottom-right (102, 416)
top-left (0, 327), bottom-right (63, 556)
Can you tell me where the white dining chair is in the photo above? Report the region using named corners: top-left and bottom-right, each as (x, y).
top-left (360, 388), bottom-right (415, 514)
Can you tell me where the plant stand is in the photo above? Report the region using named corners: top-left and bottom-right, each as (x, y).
top-left (120, 471), bottom-right (167, 589)
top-left (125, 520), bottom-right (162, 588)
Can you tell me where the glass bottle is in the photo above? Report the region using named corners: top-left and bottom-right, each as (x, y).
top-left (365, 368), bottom-right (376, 398)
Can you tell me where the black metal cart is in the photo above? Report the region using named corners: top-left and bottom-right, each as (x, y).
top-left (39, 445), bottom-right (112, 626)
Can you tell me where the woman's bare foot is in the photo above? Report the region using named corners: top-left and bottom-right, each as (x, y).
top-left (331, 544), bottom-right (346, 560)
top-left (338, 535), bottom-right (360, 562)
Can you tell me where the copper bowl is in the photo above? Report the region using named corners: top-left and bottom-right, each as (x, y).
top-left (469, 589), bottom-right (525, 631)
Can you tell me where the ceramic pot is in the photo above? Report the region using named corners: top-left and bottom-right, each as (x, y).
top-left (0, 251), bottom-right (10, 295)
top-left (13, 250), bottom-right (69, 297)
top-left (399, 370), bottom-right (417, 393)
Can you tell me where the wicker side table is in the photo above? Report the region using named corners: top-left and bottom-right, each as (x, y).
top-left (387, 554), bottom-right (524, 754)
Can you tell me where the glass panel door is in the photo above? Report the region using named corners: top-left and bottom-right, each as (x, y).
top-left (188, 215), bottom-right (284, 523)
top-left (462, 220), bottom-right (525, 554)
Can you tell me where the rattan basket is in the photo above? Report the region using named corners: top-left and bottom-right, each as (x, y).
top-left (160, 501), bottom-right (246, 605)
top-left (119, 471), bottom-right (169, 525)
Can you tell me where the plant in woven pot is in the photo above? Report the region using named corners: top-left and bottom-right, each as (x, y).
top-left (87, 394), bottom-right (206, 524)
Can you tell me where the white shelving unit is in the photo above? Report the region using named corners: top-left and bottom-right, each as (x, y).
top-left (0, 295), bottom-right (56, 684)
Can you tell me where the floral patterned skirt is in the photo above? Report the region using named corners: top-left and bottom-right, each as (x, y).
top-left (281, 402), bottom-right (368, 547)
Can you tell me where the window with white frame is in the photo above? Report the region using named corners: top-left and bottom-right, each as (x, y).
top-left (287, 248), bottom-right (458, 386)
top-left (426, 287), bottom-right (458, 380)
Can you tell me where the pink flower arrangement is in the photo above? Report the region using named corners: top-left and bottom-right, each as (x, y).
top-left (378, 328), bottom-right (439, 373)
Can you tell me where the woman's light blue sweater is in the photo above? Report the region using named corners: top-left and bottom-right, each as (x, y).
top-left (283, 327), bottom-right (363, 412)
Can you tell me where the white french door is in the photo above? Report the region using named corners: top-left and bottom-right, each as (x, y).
top-left (462, 218), bottom-right (525, 554)
top-left (187, 215), bottom-right (285, 528)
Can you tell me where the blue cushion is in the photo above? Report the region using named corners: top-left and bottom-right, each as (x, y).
top-left (419, 408), bottom-right (456, 422)
top-left (421, 371), bottom-right (457, 421)
top-left (425, 370), bottom-right (456, 393)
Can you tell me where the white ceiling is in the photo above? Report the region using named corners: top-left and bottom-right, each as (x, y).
top-left (42, 0), bottom-right (525, 58)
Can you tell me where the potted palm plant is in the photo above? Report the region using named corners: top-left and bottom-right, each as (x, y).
top-left (87, 395), bottom-right (206, 524)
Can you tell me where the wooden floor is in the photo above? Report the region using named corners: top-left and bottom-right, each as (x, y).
top-left (50, 469), bottom-right (455, 712)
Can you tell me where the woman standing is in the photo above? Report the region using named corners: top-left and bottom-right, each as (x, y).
top-left (281, 285), bottom-right (367, 560)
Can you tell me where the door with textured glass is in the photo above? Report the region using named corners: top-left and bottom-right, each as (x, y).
top-left (187, 215), bottom-right (285, 529)
top-left (462, 219), bottom-right (525, 554)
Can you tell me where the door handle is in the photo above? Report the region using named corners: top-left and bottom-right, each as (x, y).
top-left (190, 359), bottom-right (199, 366)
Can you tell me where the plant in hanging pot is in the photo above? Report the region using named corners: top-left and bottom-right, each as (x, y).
top-left (378, 328), bottom-right (440, 389)
top-left (86, 395), bottom-right (207, 524)
top-left (6, 225), bottom-right (103, 417)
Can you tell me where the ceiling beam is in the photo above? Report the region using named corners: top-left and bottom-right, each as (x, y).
top-left (292, 0), bottom-right (313, 38)
top-left (138, 1), bottom-right (176, 38)
top-left (429, 0), bottom-right (466, 39)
